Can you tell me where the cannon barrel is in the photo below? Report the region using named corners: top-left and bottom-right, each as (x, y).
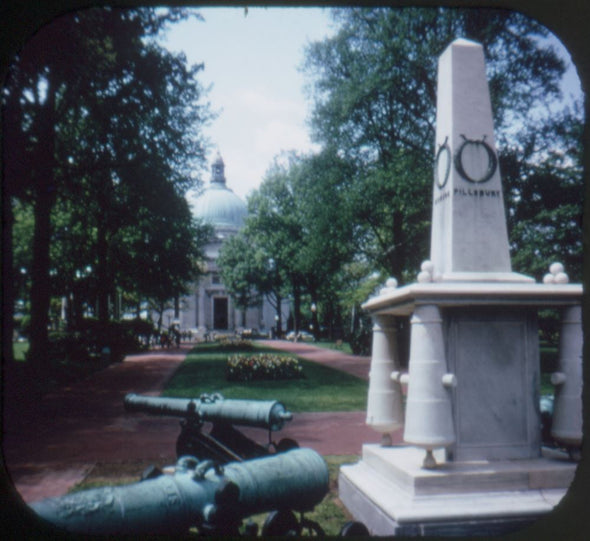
top-left (30, 448), bottom-right (328, 535)
top-left (124, 393), bottom-right (293, 431)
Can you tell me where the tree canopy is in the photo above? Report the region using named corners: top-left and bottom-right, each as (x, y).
top-left (302, 6), bottom-right (582, 283)
top-left (3, 7), bottom-right (213, 367)
top-left (218, 7), bottom-right (583, 347)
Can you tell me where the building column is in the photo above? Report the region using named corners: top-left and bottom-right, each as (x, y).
top-left (197, 286), bottom-right (206, 332)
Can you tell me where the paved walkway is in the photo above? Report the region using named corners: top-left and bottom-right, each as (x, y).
top-left (3, 341), bottom-right (401, 504)
top-left (257, 339), bottom-right (371, 380)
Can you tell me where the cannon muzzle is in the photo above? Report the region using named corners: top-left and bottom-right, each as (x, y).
top-left (30, 448), bottom-right (328, 535)
top-left (124, 393), bottom-right (292, 431)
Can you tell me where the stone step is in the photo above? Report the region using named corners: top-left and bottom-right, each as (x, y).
top-left (339, 456), bottom-right (566, 534)
top-left (360, 444), bottom-right (576, 496)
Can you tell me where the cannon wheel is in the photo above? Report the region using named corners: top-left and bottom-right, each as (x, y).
top-left (339, 521), bottom-right (370, 537)
top-left (275, 438), bottom-right (299, 453)
top-left (300, 516), bottom-right (326, 536)
top-left (261, 510), bottom-right (300, 536)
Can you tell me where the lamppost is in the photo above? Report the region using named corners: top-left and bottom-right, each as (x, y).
top-left (310, 302), bottom-right (317, 342)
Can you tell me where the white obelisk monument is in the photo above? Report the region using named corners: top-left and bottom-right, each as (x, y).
top-left (431, 38), bottom-right (530, 282)
top-left (339, 38), bottom-right (582, 536)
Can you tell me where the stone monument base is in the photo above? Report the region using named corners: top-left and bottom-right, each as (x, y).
top-left (339, 444), bottom-right (576, 537)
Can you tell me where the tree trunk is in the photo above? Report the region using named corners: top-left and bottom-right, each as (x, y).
top-left (28, 188), bottom-right (54, 373)
top-left (2, 196), bottom-right (15, 364)
top-left (292, 280), bottom-right (301, 333)
top-left (28, 78), bottom-right (57, 375)
top-left (275, 292), bottom-right (282, 336)
top-left (96, 221), bottom-right (109, 324)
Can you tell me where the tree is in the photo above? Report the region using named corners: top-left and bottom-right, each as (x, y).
top-left (245, 158), bottom-right (307, 332)
top-left (503, 105), bottom-right (584, 281)
top-left (234, 150), bottom-right (357, 337)
top-left (3, 7), bottom-right (211, 370)
top-left (303, 7), bottom-right (580, 283)
top-left (217, 232), bottom-right (265, 325)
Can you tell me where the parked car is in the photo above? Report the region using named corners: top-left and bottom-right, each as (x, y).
top-left (286, 331), bottom-right (314, 342)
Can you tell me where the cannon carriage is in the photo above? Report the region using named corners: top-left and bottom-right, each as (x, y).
top-left (124, 392), bottom-right (298, 462)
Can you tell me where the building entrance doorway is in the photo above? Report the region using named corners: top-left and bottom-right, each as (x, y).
top-left (213, 297), bottom-right (229, 330)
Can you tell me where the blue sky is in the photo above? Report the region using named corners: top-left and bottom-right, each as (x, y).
top-left (161, 6), bottom-right (335, 199)
top-left (160, 6), bottom-right (582, 201)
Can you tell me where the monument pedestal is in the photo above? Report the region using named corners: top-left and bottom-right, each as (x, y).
top-left (344, 39), bottom-right (583, 536)
top-left (339, 445), bottom-right (576, 536)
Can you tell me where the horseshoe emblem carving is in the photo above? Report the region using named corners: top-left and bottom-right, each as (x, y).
top-left (454, 135), bottom-right (497, 184)
top-left (434, 137), bottom-right (451, 190)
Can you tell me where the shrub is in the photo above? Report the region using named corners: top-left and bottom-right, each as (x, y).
top-left (43, 320), bottom-right (146, 366)
top-left (226, 353), bottom-right (304, 382)
top-left (218, 336), bottom-right (254, 351)
top-left (46, 331), bottom-right (93, 364)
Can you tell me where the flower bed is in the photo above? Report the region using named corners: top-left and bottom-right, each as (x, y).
top-left (217, 337), bottom-right (254, 350)
top-left (226, 353), bottom-right (304, 382)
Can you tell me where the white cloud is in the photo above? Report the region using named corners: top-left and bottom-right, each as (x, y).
top-left (254, 120), bottom-right (314, 154)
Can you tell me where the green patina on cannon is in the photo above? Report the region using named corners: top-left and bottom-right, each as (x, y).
top-left (124, 393), bottom-right (297, 462)
top-left (30, 448), bottom-right (330, 536)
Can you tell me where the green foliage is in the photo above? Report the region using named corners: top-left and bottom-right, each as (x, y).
top-left (4, 7), bottom-right (212, 370)
top-left (502, 106), bottom-right (584, 281)
top-left (347, 324), bottom-right (372, 357)
top-left (13, 341), bottom-right (29, 362)
top-left (44, 319), bottom-right (146, 365)
top-left (217, 233), bottom-right (266, 312)
top-left (303, 6), bottom-right (581, 283)
top-left (163, 343), bottom-right (368, 412)
top-left (238, 149), bottom-right (357, 334)
top-left (226, 353), bottom-right (304, 382)
top-left (220, 8), bottom-right (581, 344)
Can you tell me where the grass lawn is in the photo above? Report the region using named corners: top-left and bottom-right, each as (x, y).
top-left (162, 342), bottom-right (368, 412)
top-left (314, 340), bottom-right (354, 355)
top-left (13, 341), bottom-right (29, 361)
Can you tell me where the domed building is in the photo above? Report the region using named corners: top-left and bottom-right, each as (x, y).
top-left (174, 154), bottom-right (284, 338)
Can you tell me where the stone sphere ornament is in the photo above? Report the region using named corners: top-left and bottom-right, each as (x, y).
top-left (543, 273), bottom-right (555, 284)
top-left (549, 262), bottom-right (564, 275)
top-left (417, 271), bottom-right (432, 283)
top-left (380, 277), bottom-right (398, 295)
top-left (385, 277), bottom-right (398, 289)
top-left (554, 272), bottom-right (569, 284)
top-left (421, 260), bottom-right (435, 273)
top-left (418, 260), bottom-right (434, 283)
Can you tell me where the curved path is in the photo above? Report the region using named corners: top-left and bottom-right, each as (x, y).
top-left (257, 339), bottom-right (371, 380)
top-left (2, 341), bottom-right (400, 504)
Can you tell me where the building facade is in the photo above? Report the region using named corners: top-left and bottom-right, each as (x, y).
top-left (172, 154), bottom-right (285, 337)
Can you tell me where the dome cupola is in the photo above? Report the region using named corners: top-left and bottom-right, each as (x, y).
top-left (211, 153), bottom-right (226, 184)
top-left (191, 153), bottom-right (247, 232)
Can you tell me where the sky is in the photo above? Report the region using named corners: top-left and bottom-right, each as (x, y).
top-left (160, 6), bottom-right (583, 202)
top-left (160, 6), bottom-right (335, 200)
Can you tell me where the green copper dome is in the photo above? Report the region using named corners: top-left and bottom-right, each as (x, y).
top-left (192, 154), bottom-right (247, 231)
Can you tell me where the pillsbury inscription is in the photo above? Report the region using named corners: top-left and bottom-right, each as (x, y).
top-left (433, 187), bottom-right (501, 205)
